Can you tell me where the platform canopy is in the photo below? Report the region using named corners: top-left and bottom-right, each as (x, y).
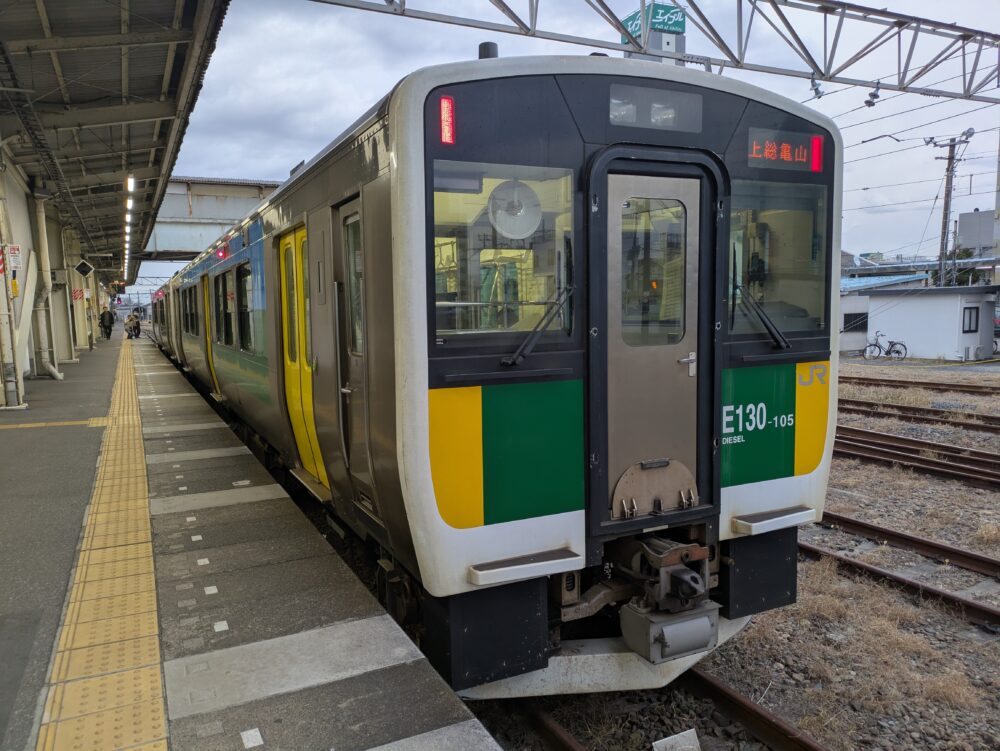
top-left (0, 0), bottom-right (230, 285)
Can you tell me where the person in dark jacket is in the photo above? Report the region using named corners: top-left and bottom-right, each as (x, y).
top-left (99, 306), bottom-right (114, 340)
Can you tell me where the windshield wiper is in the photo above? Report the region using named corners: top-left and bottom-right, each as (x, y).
top-left (735, 284), bottom-right (792, 350)
top-left (500, 285), bottom-right (574, 367)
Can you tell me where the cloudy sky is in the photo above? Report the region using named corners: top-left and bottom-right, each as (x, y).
top-left (136, 0), bottom-right (999, 292)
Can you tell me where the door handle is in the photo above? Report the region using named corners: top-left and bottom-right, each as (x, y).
top-left (678, 352), bottom-right (697, 377)
top-left (341, 386), bottom-right (353, 395)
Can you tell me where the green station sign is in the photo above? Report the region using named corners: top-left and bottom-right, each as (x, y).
top-left (620, 3), bottom-right (686, 43)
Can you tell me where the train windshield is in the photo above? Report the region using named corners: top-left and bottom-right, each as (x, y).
top-left (431, 160), bottom-right (574, 338)
top-left (728, 180), bottom-right (828, 336)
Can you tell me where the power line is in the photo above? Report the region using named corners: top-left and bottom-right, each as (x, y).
top-left (844, 171), bottom-right (997, 192)
top-left (840, 98), bottom-right (950, 130)
top-left (845, 103), bottom-right (997, 147)
top-left (843, 188), bottom-right (994, 212)
top-left (844, 143), bottom-right (924, 164)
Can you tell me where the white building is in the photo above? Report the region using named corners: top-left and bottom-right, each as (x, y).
top-left (865, 286), bottom-right (998, 361)
top-left (838, 274), bottom-right (929, 353)
top-left (958, 208), bottom-right (998, 256)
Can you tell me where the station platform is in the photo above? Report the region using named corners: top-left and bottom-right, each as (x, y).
top-left (1, 332), bottom-right (499, 751)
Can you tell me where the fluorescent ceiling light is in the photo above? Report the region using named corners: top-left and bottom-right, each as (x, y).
top-left (126, 197), bottom-right (133, 210)
top-left (126, 175), bottom-right (135, 192)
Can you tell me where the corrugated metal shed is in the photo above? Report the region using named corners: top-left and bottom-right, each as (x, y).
top-left (840, 273), bottom-right (930, 293)
top-left (0, 0), bottom-right (230, 284)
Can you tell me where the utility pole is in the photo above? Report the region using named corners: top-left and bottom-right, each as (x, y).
top-left (936, 139), bottom-right (958, 287)
top-left (931, 128), bottom-right (975, 287)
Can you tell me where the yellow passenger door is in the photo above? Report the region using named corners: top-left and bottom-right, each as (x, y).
top-left (279, 227), bottom-right (329, 486)
top-left (202, 277), bottom-right (221, 395)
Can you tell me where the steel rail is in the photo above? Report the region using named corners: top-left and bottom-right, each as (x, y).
top-left (838, 398), bottom-right (1000, 434)
top-left (679, 667), bottom-right (830, 751)
top-left (834, 427), bottom-right (1000, 489)
top-left (836, 425), bottom-right (1000, 470)
top-left (820, 511), bottom-right (1000, 578)
top-left (517, 703), bottom-right (588, 751)
top-left (840, 375), bottom-right (1000, 396)
top-left (799, 541), bottom-right (1000, 629)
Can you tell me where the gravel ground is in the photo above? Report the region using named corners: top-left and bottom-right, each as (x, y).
top-left (826, 458), bottom-right (1000, 558)
top-left (799, 524), bottom-right (1000, 609)
top-left (839, 382), bottom-right (1000, 417)
top-left (704, 557), bottom-right (1000, 751)
top-left (840, 358), bottom-right (1000, 386)
top-left (837, 412), bottom-right (1000, 453)
top-left (471, 688), bottom-right (765, 751)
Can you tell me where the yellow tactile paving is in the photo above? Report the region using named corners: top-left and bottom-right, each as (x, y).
top-left (57, 613), bottom-right (159, 652)
top-left (35, 698), bottom-right (166, 751)
top-left (43, 666), bottom-right (163, 723)
top-left (50, 636), bottom-right (161, 682)
top-left (75, 542), bottom-right (152, 566)
top-left (73, 555), bottom-right (155, 584)
top-left (70, 572), bottom-right (155, 602)
top-left (63, 591), bottom-right (158, 624)
top-left (0, 418), bottom-right (104, 430)
top-left (36, 341), bottom-right (168, 750)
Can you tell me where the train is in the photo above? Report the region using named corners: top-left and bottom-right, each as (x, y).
top-left (151, 54), bottom-right (840, 697)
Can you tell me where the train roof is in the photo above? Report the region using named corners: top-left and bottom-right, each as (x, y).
top-left (160, 54), bottom-right (840, 292)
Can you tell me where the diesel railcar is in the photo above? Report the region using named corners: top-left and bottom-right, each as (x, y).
top-left (151, 55), bottom-right (840, 697)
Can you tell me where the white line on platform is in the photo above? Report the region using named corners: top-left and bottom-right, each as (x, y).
top-left (163, 614), bottom-right (422, 720)
top-left (146, 446), bottom-right (250, 465)
top-left (150, 483), bottom-right (288, 515)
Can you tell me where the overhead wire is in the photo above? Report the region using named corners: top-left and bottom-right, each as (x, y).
top-left (845, 102), bottom-right (997, 147)
top-left (843, 188), bottom-right (994, 211)
top-left (844, 171), bottom-right (997, 192)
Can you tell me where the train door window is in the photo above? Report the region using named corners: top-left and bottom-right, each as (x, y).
top-left (301, 239), bottom-right (312, 365)
top-left (213, 275), bottom-right (226, 343)
top-left (236, 262), bottom-right (254, 352)
top-left (284, 244), bottom-right (298, 362)
top-left (183, 289), bottom-right (191, 333)
top-left (963, 306), bottom-right (979, 333)
top-left (344, 215), bottom-right (364, 354)
top-left (620, 197), bottom-right (686, 346)
top-left (223, 270), bottom-right (236, 346)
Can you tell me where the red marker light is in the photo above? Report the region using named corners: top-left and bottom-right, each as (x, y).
top-left (440, 95), bottom-right (455, 145)
top-left (810, 135), bottom-right (823, 172)
top-left (215, 247), bottom-right (226, 259)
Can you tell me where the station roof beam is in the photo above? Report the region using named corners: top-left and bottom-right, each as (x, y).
top-left (0, 0), bottom-right (230, 285)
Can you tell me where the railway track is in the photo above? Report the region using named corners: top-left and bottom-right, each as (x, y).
top-left (838, 398), bottom-right (1000, 434)
top-left (840, 375), bottom-right (1000, 396)
top-left (520, 671), bottom-right (831, 751)
top-left (679, 668), bottom-right (830, 751)
top-left (834, 425), bottom-right (1000, 489)
top-left (821, 511), bottom-right (1000, 578)
top-left (799, 541), bottom-right (1000, 629)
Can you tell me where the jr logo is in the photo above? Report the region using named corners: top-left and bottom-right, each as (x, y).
top-left (797, 363), bottom-right (828, 387)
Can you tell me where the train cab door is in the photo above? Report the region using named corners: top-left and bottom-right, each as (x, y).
top-left (599, 172), bottom-right (705, 523)
top-left (279, 227), bottom-right (329, 486)
top-left (201, 277), bottom-right (221, 395)
top-left (336, 200), bottom-right (376, 502)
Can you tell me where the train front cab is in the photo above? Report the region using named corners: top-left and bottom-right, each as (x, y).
top-left (394, 59), bottom-right (839, 693)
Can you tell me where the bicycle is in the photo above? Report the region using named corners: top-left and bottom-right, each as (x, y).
top-left (863, 330), bottom-right (907, 360)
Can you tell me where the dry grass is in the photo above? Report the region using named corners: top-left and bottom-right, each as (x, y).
top-left (840, 359), bottom-right (1000, 388)
top-left (920, 671), bottom-right (982, 709)
top-left (972, 522), bottom-right (1000, 544)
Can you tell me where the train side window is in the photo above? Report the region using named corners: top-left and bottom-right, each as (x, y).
top-left (284, 244), bottom-right (298, 362)
top-left (236, 262), bottom-right (254, 352)
top-left (223, 270), bottom-right (236, 346)
top-left (344, 215), bottom-right (364, 354)
top-left (213, 275), bottom-right (225, 343)
top-left (301, 239), bottom-right (312, 365)
top-left (620, 197), bottom-right (686, 346)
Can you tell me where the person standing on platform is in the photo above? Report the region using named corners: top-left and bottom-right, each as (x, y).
top-left (99, 306), bottom-right (115, 340)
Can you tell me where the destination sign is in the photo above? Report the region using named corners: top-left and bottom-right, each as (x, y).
top-left (747, 128), bottom-right (823, 172)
